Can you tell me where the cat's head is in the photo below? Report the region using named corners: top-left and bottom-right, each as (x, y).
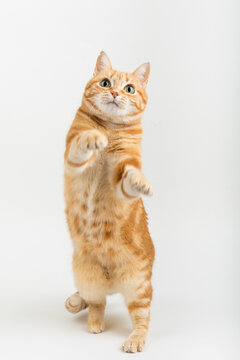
top-left (82, 51), bottom-right (150, 124)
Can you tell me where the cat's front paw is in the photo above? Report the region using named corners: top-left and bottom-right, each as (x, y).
top-left (77, 130), bottom-right (108, 152)
top-left (122, 167), bottom-right (153, 199)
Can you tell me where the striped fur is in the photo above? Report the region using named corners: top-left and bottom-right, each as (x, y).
top-left (64, 52), bottom-right (155, 353)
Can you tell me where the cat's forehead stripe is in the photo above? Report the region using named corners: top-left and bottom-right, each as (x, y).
top-left (109, 70), bottom-right (132, 85)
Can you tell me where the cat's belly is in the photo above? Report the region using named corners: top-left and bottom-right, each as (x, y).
top-left (70, 201), bottom-right (137, 300)
top-left (67, 169), bottom-right (125, 253)
top-left (72, 245), bottom-right (139, 301)
top-left (65, 169), bottom-right (142, 300)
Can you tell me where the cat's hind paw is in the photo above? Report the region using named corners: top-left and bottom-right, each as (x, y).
top-left (88, 321), bottom-right (105, 334)
top-left (122, 337), bottom-right (145, 353)
top-left (65, 292), bottom-right (88, 314)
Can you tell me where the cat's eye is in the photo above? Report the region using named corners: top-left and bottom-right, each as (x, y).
top-left (124, 84), bottom-right (135, 94)
top-left (99, 79), bottom-right (111, 88)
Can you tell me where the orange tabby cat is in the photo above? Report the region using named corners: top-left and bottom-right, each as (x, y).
top-left (64, 51), bottom-right (155, 353)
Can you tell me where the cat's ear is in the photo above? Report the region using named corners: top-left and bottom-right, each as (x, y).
top-left (132, 62), bottom-right (150, 88)
top-left (94, 51), bottom-right (112, 76)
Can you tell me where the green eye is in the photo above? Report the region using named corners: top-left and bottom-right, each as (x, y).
top-left (124, 84), bottom-right (135, 94)
top-left (100, 79), bottom-right (111, 88)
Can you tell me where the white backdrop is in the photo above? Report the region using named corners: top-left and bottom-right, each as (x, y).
top-left (0, 1), bottom-right (239, 359)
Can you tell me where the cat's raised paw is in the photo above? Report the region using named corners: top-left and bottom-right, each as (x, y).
top-left (77, 130), bottom-right (108, 152)
top-left (65, 292), bottom-right (88, 314)
top-left (123, 167), bottom-right (153, 198)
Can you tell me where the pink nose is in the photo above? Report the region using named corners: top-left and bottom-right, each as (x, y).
top-left (111, 90), bottom-right (119, 99)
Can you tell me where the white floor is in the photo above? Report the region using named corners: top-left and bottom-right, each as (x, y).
top-left (1, 290), bottom-right (239, 360)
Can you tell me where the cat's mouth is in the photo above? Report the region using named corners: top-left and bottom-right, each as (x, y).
top-left (106, 100), bottom-right (120, 107)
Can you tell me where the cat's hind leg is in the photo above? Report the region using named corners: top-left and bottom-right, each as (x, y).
top-left (122, 281), bottom-right (153, 353)
top-left (65, 292), bottom-right (88, 314)
top-left (88, 297), bottom-right (106, 334)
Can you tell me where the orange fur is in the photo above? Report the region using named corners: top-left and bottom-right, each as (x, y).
top-left (64, 51), bottom-right (154, 353)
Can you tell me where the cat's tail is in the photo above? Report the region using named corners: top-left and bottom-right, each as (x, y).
top-left (65, 292), bottom-right (88, 314)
